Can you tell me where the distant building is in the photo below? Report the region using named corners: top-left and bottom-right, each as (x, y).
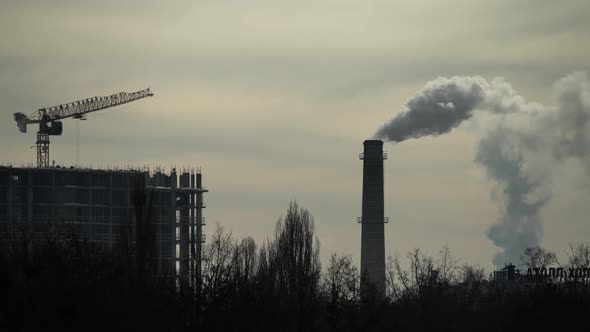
top-left (0, 165), bottom-right (207, 287)
top-left (492, 263), bottom-right (521, 282)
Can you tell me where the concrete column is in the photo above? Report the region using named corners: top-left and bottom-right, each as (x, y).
top-left (179, 172), bottom-right (190, 286)
top-left (196, 172), bottom-right (203, 302)
top-left (7, 169), bottom-right (12, 224)
top-left (190, 172), bottom-right (196, 289)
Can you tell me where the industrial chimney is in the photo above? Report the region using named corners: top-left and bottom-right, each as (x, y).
top-left (359, 139), bottom-right (387, 300)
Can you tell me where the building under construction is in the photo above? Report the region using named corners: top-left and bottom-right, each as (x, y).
top-left (0, 164), bottom-right (207, 288)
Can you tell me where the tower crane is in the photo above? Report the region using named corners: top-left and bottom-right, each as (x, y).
top-left (13, 88), bottom-right (154, 168)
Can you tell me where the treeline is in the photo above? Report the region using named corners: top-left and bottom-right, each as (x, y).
top-left (1, 201), bottom-right (589, 331)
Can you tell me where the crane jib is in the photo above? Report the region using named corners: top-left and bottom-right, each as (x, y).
top-left (44, 88), bottom-right (153, 120)
top-left (14, 87), bottom-right (153, 168)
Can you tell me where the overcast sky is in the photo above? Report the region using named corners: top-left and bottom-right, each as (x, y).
top-left (1, 0), bottom-right (589, 270)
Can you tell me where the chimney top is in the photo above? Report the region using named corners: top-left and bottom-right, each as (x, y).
top-left (364, 139), bottom-right (383, 146)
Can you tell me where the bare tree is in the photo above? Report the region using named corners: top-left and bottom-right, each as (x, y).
top-left (457, 263), bottom-right (486, 307)
top-left (386, 247), bottom-right (461, 304)
top-left (323, 253), bottom-right (360, 306)
top-left (565, 242), bottom-right (590, 269)
top-left (234, 236), bottom-right (257, 283)
top-left (258, 201), bottom-right (322, 330)
top-left (201, 223), bottom-right (238, 304)
top-left (387, 249), bottom-right (434, 304)
top-left (564, 242), bottom-right (590, 285)
top-left (520, 246), bottom-right (557, 269)
top-left (271, 201), bottom-right (321, 302)
top-left (436, 245), bottom-right (460, 286)
top-left (322, 252), bottom-right (360, 330)
top-left (385, 253), bottom-right (401, 301)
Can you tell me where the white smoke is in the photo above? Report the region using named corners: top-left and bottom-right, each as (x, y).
top-left (376, 72), bottom-right (590, 266)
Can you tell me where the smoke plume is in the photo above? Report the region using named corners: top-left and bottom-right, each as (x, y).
top-left (374, 76), bottom-right (528, 142)
top-left (376, 72), bottom-right (590, 266)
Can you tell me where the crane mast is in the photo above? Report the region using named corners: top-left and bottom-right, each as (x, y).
top-left (14, 88), bottom-right (153, 168)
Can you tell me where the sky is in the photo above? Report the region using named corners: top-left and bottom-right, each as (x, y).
top-left (1, 0), bottom-right (589, 270)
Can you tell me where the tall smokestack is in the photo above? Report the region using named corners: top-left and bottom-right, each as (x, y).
top-left (360, 139), bottom-right (387, 299)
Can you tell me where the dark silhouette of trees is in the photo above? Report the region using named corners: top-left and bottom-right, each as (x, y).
top-left (235, 236), bottom-right (258, 283)
top-left (2, 200), bottom-right (590, 331)
top-left (273, 201), bottom-right (321, 305)
top-left (456, 263), bottom-right (486, 307)
top-left (323, 253), bottom-right (360, 306)
top-left (196, 201), bottom-right (322, 331)
top-left (0, 226), bottom-right (179, 332)
top-left (387, 246), bottom-right (459, 304)
top-left (322, 253), bottom-right (360, 330)
top-left (520, 246), bottom-right (557, 270)
top-left (565, 242), bottom-right (590, 270)
top-left (201, 223), bottom-right (238, 303)
top-left (255, 201), bottom-right (322, 331)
